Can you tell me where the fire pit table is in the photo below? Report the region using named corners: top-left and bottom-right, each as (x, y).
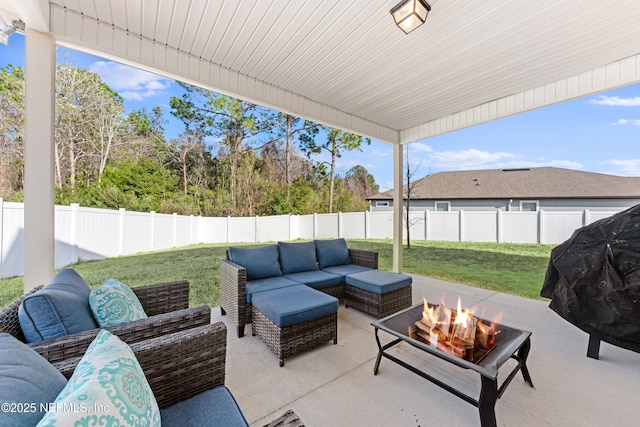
top-left (372, 303), bottom-right (534, 427)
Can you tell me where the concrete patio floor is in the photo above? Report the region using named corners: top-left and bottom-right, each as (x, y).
top-left (212, 275), bottom-right (640, 427)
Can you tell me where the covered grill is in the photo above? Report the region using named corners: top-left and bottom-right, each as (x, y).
top-left (541, 205), bottom-right (640, 358)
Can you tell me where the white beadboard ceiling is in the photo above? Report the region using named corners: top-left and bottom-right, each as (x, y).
top-left (2, 0), bottom-right (640, 145)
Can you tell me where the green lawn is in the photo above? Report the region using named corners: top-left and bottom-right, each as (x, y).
top-left (0, 240), bottom-right (554, 309)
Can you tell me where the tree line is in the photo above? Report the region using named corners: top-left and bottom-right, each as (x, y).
top-left (0, 64), bottom-right (379, 216)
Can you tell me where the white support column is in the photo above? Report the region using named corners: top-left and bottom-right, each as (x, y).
top-left (24, 29), bottom-right (56, 291)
top-left (392, 144), bottom-right (403, 273)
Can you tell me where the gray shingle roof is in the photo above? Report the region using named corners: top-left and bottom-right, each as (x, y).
top-left (368, 167), bottom-right (640, 200)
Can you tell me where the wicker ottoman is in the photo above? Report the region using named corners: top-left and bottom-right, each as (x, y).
top-left (345, 270), bottom-right (412, 318)
top-left (251, 285), bottom-right (339, 367)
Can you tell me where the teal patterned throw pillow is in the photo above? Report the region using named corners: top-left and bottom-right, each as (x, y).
top-left (37, 329), bottom-right (160, 427)
top-left (89, 278), bottom-right (148, 327)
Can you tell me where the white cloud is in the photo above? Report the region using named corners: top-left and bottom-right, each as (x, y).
top-left (89, 61), bottom-right (171, 101)
top-left (604, 159), bottom-right (640, 175)
top-left (589, 95), bottom-right (640, 106)
top-left (430, 148), bottom-right (517, 168)
top-left (407, 142), bottom-right (433, 153)
top-left (611, 118), bottom-right (640, 126)
top-left (493, 159), bottom-right (583, 170)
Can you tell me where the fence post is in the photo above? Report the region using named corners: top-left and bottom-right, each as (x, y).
top-left (459, 209), bottom-right (464, 242)
top-left (190, 214), bottom-right (194, 245)
top-left (338, 212), bottom-right (343, 238)
top-left (227, 216), bottom-right (230, 243)
top-left (425, 210), bottom-right (430, 241)
top-left (497, 210), bottom-right (502, 243)
top-left (255, 216), bottom-right (259, 242)
top-left (538, 210), bottom-right (544, 244)
top-left (118, 208), bottom-right (126, 255)
top-left (313, 213), bottom-right (318, 239)
top-left (584, 209), bottom-right (590, 226)
top-left (150, 211), bottom-right (155, 251)
top-left (70, 203), bottom-right (79, 264)
top-left (365, 210), bottom-right (370, 239)
top-left (172, 213), bottom-right (177, 248)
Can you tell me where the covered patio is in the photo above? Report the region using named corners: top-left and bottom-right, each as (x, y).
top-left (1, 2), bottom-right (640, 425)
top-left (1, 0), bottom-right (640, 289)
top-left (220, 274), bottom-right (640, 426)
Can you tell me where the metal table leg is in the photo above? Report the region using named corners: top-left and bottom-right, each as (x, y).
top-left (479, 376), bottom-right (498, 427)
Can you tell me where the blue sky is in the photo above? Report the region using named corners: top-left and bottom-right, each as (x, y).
top-left (2, 34), bottom-right (639, 191)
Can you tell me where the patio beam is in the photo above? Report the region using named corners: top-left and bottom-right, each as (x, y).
top-left (23, 28), bottom-right (56, 291)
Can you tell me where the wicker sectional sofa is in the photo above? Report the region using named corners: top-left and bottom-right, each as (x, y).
top-left (220, 239), bottom-right (379, 339)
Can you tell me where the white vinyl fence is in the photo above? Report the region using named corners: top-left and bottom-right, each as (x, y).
top-left (0, 198), bottom-right (621, 278)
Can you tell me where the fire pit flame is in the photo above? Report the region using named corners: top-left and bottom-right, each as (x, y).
top-left (414, 297), bottom-right (499, 362)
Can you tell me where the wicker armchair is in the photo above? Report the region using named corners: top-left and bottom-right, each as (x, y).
top-left (220, 247), bottom-right (378, 338)
top-left (0, 280), bottom-right (211, 365)
top-left (51, 322), bottom-right (305, 426)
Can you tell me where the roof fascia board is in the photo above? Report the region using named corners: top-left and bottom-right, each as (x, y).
top-left (400, 53), bottom-right (640, 144)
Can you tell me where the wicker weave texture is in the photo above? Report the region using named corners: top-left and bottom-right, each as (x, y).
top-left (346, 285), bottom-right (412, 318)
top-left (30, 305), bottom-right (212, 364)
top-left (53, 322), bottom-right (227, 409)
top-left (263, 409), bottom-right (306, 427)
top-left (349, 249), bottom-right (379, 269)
top-left (219, 259), bottom-right (248, 329)
top-left (219, 246), bottom-right (379, 337)
top-left (252, 308), bottom-right (337, 367)
top-left (0, 285), bottom-right (43, 342)
top-left (132, 280), bottom-right (190, 316)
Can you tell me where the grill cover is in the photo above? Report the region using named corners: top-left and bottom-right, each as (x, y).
top-left (541, 205), bottom-right (640, 352)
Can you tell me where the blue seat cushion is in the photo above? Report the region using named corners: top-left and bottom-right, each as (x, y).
top-left (322, 264), bottom-right (373, 280)
top-left (284, 270), bottom-right (342, 290)
top-left (18, 268), bottom-right (99, 342)
top-left (252, 285), bottom-right (338, 328)
top-left (228, 245), bottom-right (282, 280)
top-left (345, 270), bottom-right (412, 294)
top-left (0, 333), bottom-right (67, 426)
top-left (160, 386), bottom-right (249, 427)
top-left (245, 276), bottom-right (300, 304)
top-left (315, 238), bottom-right (351, 269)
top-left (278, 241), bottom-right (319, 274)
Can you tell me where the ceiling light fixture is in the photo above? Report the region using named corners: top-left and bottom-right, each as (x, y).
top-left (0, 20), bottom-right (25, 46)
top-left (390, 0), bottom-right (431, 34)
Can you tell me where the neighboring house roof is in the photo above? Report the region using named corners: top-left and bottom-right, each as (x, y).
top-left (367, 167), bottom-right (640, 200)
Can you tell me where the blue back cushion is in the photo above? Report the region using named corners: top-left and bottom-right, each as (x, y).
top-left (18, 269), bottom-right (98, 343)
top-left (315, 238), bottom-right (351, 269)
top-left (228, 245), bottom-right (282, 280)
top-left (278, 241), bottom-right (319, 274)
top-left (0, 333), bottom-right (67, 426)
